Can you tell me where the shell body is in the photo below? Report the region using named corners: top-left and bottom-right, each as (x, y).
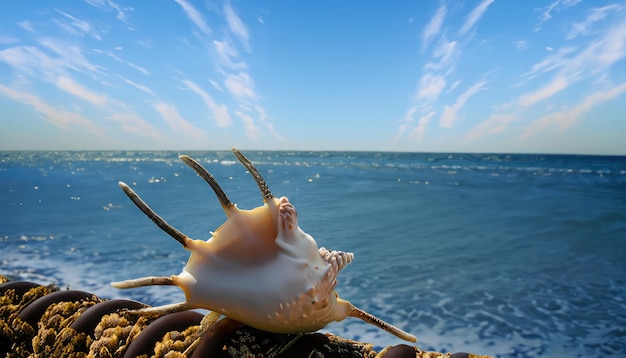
top-left (177, 196), bottom-right (353, 333)
top-left (112, 149), bottom-right (415, 342)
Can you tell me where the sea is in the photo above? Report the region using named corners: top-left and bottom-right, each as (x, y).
top-left (1, 151), bottom-right (625, 357)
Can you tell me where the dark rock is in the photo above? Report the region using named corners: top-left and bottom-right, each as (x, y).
top-left (383, 344), bottom-right (417, 358)
top-left (18, 290), bottom-right (96, 327)
top-left (71, 298), bottom-right (147, 336)
top-left (123, 310), bottom-right (203, 358)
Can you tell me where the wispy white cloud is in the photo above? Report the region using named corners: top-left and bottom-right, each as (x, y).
top-left (53, 9), bottom-right (103, 40)
top-left (522, 82), bottom-right (626, 138)
top-left (235, 111), bottom-right (257, 139)
top-left (254, 105), bottom-right (269, 122)
top-left (234, 105), bottom-right (285, 141)
top-left (537, 0), bottom-right (582, 22)
top-left (422, 5), bottom-right (447, 51)
top-left (472, 12), bottom-right (626, 143)
top-left (200, 3), bottom-right (281, 143)
top-left (0, 45), bottom-right (109, 103)
top-left (0, 46), bottom-right (52, 77)
top-left (0, 40), bottom-right (164, 141)
top-left (225, 72), bottom-right (256, 100)
top-left (107, 112), bottom-right (162, 139)
top-left (399, 1), bottom-right (482, 143)
top-left (412, 111), bottom-right (436, 140)
top-left (119, 76), bottom-right (157, 97)
top-left (416, 73), bottom-right (446, 101)
top-left (422, 0), bottom-right (626, 147)
top-left (580, 18), bottom-right (626, 69)
top-left (0, 35), bottom-right (18, 44)
top-left (459, 0), bottom-right (495, 36)
top-left (55, 75), bottom-right (109, 106)
top-left (209, 79), bottom-right (223, 92)
top-left (448, 79), bottom-right (462, 92)
top-left (174, 0), bottom-right (211, 35)
top-left (93, 48), bottom-right (149, 75)
top-left (153, 102), bottom-right (204, 138)
top-left (93, 48), bottom-right (123, 62)
top-left (38, 38), bottom-right (100, 73)
top-left (520, 14), bottom-right (623, 101)
top-left (181, 79), bottom-right (231, 127)
top-left (137, 39), bottom-right (152, 48)
top-left (394, 105), bottom-right (418, 142)
top-left (83, 0), bottom-right (134, 25)
top-left (518, 76), bottom-right (568, 107)
top-left (213, 40), bottom-right (247, 70)
top-left (0, 42), bottom-right (116, 108)
top-left (126, 61), bottom-right (149, 75)
top-left (224, 3), bottom-right (250, 52)
top-left (439, 79), bottom-right (487, 128)
top-left (3, 0), bottom-right (282, 147)
top-left (425, 39), bottom-right (458, 71)
top-left (522, 47), bottom-right (576, 80)
top-left (0, 84), bottom-right (107, 138)
top-left (254, 105), bottom-right (285, 142)
top-left (18, 21), bottom-right (35, 32)
top-left (522, 16), bottom-right (626, 97)
top-left (567, 4), bottom-right (622, 39)
top-left (466, 112), bottom-right (519, 141)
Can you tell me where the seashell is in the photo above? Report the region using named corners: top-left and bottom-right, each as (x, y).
top-left (111, 149), bottom-right (416, 342)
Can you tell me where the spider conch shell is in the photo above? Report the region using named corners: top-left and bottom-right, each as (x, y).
top-left (112, 149), bottom-right (416, 342)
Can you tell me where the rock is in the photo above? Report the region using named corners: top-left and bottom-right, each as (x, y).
top-left (0, 275), bottom-right (491, 357)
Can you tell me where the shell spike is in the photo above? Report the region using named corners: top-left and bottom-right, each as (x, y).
top-left (231, 148), bottom-right (274, 200)
top-left (347, 303), bottom-right (417, 342)
top-left (111, 276), bottom-right (176, 289)
top-left (124, 302), bottom-right (195, 320)
top-left (179, 155), bottom-right (234, 211)
top-left (118, 181), bottom-right (191, 248)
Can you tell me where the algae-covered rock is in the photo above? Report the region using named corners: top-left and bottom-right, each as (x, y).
top-left (0, 275), bottom-right (491, 358)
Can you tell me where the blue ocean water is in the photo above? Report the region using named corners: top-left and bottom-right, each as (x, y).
top-left (1, 151), bottom-right (625, 357)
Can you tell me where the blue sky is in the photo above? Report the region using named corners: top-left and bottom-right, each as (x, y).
top-left (0, 1), bottom-right (625, 154)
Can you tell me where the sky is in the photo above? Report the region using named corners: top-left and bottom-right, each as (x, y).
top-left (0, 1), bottom-right (625, 154)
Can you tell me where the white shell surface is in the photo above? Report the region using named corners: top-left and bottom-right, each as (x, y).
top-left (174, 196), bottom-right (351, 333)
